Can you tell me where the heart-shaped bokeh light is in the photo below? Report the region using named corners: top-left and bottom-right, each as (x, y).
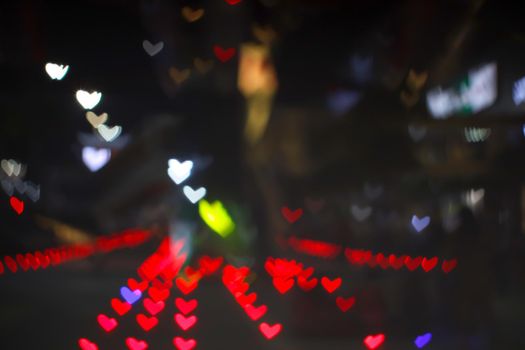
top-left (82, 147), bottom-right (111, 172)
top-left (76, 90), bottom-right (102, 109)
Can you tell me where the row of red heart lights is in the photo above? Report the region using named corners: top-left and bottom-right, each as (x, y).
top-left (281, 206), bottom-right (458, 274)
top-left (287, 235), bottom-right (457, 273)
top-left (222, 264), bottom-right (283, 339)
top-left (0, 228), bottom-right (151, 276)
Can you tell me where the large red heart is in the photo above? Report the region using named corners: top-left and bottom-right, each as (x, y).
top-left (273, 277), bottom-right (294, 294)
top-left (336, 296), bottom-right (355, 312)
top-left (244, 303), bottom-right (267, 321)
top-left (97, 314), bottom-right (117, 332)
top-left (198, 255), bottom-right (223, 275)
top-left (126, 337), bottom-right (148, 350)
top-left (144, 297), bottom-right (165, 315)
top-left (281, 207), bottom-right (303, 223)
top-left (175, 297), bottom-right (198, 315)
top-left (442, 258), bottom-right (457, 273)
top-left (111, 298), bottom-right (131, 316)
top-left (174, 313), bottom-right (197, 331)
top-left (173, 337), bottom-right (196, 350)
top-left (404, 256), bottom-right (422, 271)
top-left (136, 313), bottom-right (158, 331)
top-left (364, 334), bottom-right (385, 349)
top-left (297, 276), bottom-right (318, 291)
top-left (10, 196), bottom-right (24, 215)
top-left (78, 338), bottom-right (98, 350)
top-left (148, 286), bottom-right (169, 302)
top-left (321, 277), bottom-right (341, 293)
top-left (128, 278), bottom-right (149, 292)
top-left (176, 276), bottom-right (199, 295)
top-left (421, 257), bottom-right (438, 272)
top-left (259, 322), bottom-right (282, 340)
top-left (213, 45), bottom-right (236, 63)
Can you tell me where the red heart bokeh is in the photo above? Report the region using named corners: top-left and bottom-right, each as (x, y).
top-left (244, 303), bottom-right (267, 321)
top-left (364, 334), bottom-right (385, 350)
top-left (136, 313), bottom-right (158, 331)
top-left (336, 296), bottom-right (355, 312)
top-left (174, 313), bottom-right (197, 331)
top-left (125, 337), bottom-right (148, 350)
top-left (97, 314), bottom-right (117, 332)
top-left (9, 196), bottom-right (24, 215)
top-left (175, 297), bottom-right (198, 315)
top-left (78, 338), bottom-right (98, 350)
top-left (213, 45), bottom-right (236, 63)
top-left (173, 337), bottom-right (196, 350)
top-left (280, 206), bottom-right (303, 223)
top-left (144, 297), bottom-right (165, 315)
top-left (321, 277), bottom-right (341, 293)
top-left (259, 322), bottom-right (282, 340)
top-left (111, 298), bottom-right (131, 316)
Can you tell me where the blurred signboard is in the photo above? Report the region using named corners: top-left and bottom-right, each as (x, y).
top-left (426, 62), bottom-right (497, 119)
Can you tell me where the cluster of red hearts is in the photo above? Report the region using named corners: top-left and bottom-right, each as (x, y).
top-left (0, 228), bottom-right (151, 276)
top-left (80, 235), bottom-right (226, 350)
top-left (265, 258), bottom-right (356, 312)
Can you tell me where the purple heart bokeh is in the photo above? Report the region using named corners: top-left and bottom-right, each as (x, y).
top-left (411, 215), bottom-right (430, 233)
top-left (120, 286), bottom-right (142, 304)
top-left (414, 332), bottom-right (432, 348)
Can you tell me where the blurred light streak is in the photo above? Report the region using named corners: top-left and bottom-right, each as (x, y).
top-left (464, 127), bottom-right (491, 143)
top-left (198, 199), bottom-right (235, 237)
top-left (288, 236), bottom-right (341, 259)
top-left (238, 44), bottom-right (277, 145)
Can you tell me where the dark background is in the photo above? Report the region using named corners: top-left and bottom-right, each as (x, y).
top-left (1, 0), bottom-right (525, 349)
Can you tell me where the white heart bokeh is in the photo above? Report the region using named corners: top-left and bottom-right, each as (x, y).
top-left (76, 90), bottom-right (102, 109)
top-left (45, 63), bottom-right (69, 80)
top-left (82, 147), bottom-right (111, 172)
top-left (183, 185), bottom-right (206, 204)
top-left (97, 124), bottom-right (122, 142)
top-left (167, 159), bottom-right (193, 185)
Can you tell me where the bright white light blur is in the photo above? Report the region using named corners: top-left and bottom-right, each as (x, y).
top-left (463, 188), bottom-right (485, 210)
top-left (426, 63), bottom-right (497, 118)
top-left (76, 90), bottom-right (102, 109)
top-left (45, 63), bottom-right (69, 80)
top-left (82, 147), bottom-right (111, 172)
top-left (183, 185), bottom-right (206, 204)
top-left (167, 159), bottom-right (193, 185)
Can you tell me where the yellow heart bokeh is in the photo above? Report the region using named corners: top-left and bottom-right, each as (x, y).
top-left (198, 200), bottom-right (235, 238)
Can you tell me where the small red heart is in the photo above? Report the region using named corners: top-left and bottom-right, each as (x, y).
top-left (176, 276), bottom-right (199, 295)
top-left (111, 298), bottom-right (131, 316)
top-left (224, 0), bottom-right (242, 4)
top-left (152, 278), bottom-right (172, 290)
top-left (78, 338), bottom-right (98, 350)
top-left (273, 277), bottom-right (294, 294)
top-left (4, 256), bottom-right (18, 273)
top-left (376, 253), bottom-right (390, 269)
top-left (97, 314), bottom-right (117, 332)
top-left (35, 251), bottom-right (50, 268)
top-left (126, 337), bottom-right (148, 350)
top-left (25, 253), bottom-right (40, 270)
top-left (321, 277), bottom-right (342, 293)
top-left (144, 297), bottom-right (165, 315)
top-left (281, 206), bottom-right (303, 223)
top-left (128, 278), bottom-right (149, 292)
top-left (297, 276), bottom-right (318, 291)
top-left (235, 292), bottom-right (257, 307)
top-left (16, 254), bottom-right (30, 271)
top-left (259, 322), bottom-right (282, 340)
top-left (299, 266), bottom-right (314, 278)
top-left (148, 286), bottom-right (170, 302)
top-left (136, 313), bottom-right (158, 331)
top-left (174, 313), bottom-right (197, 331)
top-left (442, 258), bottom-right (457, 273)
top-left (173, 337), bottom-right (196, 350)
top-left (198, 255), bottom-right (223, 275)
top-left (213, 45), bottom-right (236, 63)
top-left (421, 257), bottom-right (438, 272)
top-left (244, 303), bottom-right (267, 321)
top-left (364, 334), bottom-right (385, 350)
top-left (175, 297), bottom-right (198, 315)
top-left (388, 254), bottom-right (405, 270)
top-left (336, 296), bottom-right (355, 312)
top-left (404, 256), bottom-right (422, 271)
top-left (10, 196), bottom-right (24, 215)
top-left (0, 261), bottom-right (4, 274)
